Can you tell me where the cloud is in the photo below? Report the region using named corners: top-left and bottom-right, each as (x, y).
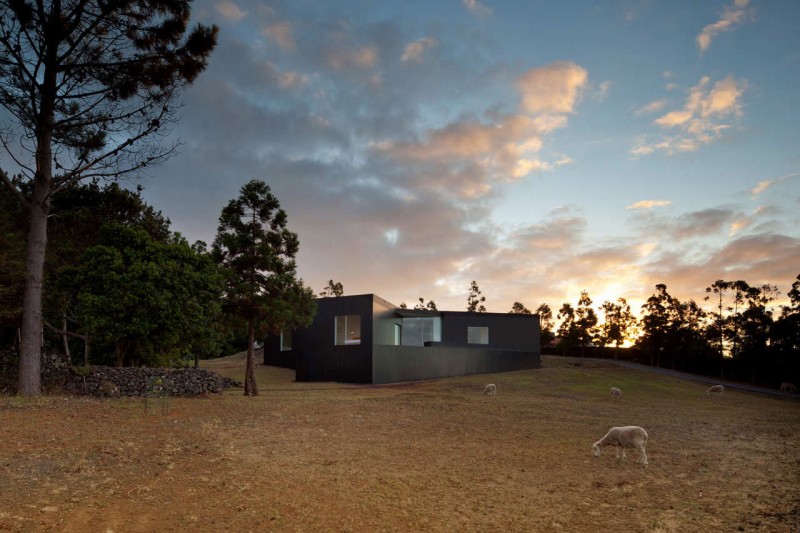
top-left (401, 37), bottom-right (437, 63)
top-left (375, 62), bottom-right (588, 198)
top-left (635, 99), bottom-right (668, 116)
top-left (215, 1), bottom-right (246, 21)
top-left (632, 75), bottom-right (747, 156)
top-left (750, 173), bottom-right (800, 198)
top-left (697, 0), bottom-right (754, 54)
top-left (326, 45), bottom-right (379, 69)
top-left (594, 80), bottom-right (612, 101)
top-left (463, 0), bottom-right (492, 16)
top-left (262, 21), bottom-right (296, 50)
top-left (626, 200), bottom-right (672, 210)
top-left (516, 61), bottom-right (589, 115)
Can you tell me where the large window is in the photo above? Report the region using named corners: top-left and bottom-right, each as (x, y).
top-left (401, 317), bottom-right (441, 346)
top-left (335, 315), bottom-right (361, 345)
top-left (467, 326), bottom-right (489, 345)
top-left (280, 330), bottom-right (292, 352)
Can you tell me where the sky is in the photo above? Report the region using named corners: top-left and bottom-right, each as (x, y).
top-left (136, 0), bottom-right (800, 317)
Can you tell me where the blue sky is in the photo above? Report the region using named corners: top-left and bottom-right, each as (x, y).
top-left (138, 0), bottom-right (800, 315)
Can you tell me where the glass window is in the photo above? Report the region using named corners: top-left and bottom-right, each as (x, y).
top-left (335, 315), bottom-right (361, 345)
top-left (400, 317), bottom-right (442, 346)
top-left (467, 326), bottom-right (489, 345)
top-left (280, 330), bottom-right (292, 352)
top-left (394, 323), bottom-right (402, 346)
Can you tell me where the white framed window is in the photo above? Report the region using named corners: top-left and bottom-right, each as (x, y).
top-left (467, 326), bottom-right (489, 345)
top-left (280, 330), bottom-right (292, 352)
top-left (335, 315), bottom-right (361, 345)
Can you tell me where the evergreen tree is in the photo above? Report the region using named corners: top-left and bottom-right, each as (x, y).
top-left (213, 180), bottom-right (316, 396)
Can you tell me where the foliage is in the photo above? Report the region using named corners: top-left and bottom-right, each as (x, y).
top-left (212, 180), bottom-right (316, 396)
top-left (414, 298), bottom-right (438, 311)
top-left (0, 0), bottom-right (218, 395)
top-left (536, 303), bottom-right (556, 348)
top-left (65, 224), bottom-right (223, 367)
top-left (597, 298), bottom-right (637, 351)
top-left (319, 280), bottom-right (344, 298)
top-left (466, 280), bottom-right (486, 313)
top-left (510, 302), bottom-right (531, 314)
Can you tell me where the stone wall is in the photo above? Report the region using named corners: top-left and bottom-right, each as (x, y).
top-left (0, 348), bottom-right (242, 397)
top-left (65, 366), bottom-right (242, 397)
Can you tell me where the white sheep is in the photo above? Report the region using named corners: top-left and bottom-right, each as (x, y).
top-left (483, 384), bottom-right (496, 396)
top-left (610, 387), bottom-right (622, 400)
top-left (592, 426), bottom-right (649, 467)
top-left (780, 382), bottom-right (797, 394)
top-left (706, 384), bottom-right (725, 396)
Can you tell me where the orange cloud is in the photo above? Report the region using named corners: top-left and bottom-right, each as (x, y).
top-left (516, 61), bottom-right (588, 115)
top-left (626, 200), bottom-right (672, 210)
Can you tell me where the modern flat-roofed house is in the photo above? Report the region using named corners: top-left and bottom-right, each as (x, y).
top-left (264, 293), bottom-right (540, 384)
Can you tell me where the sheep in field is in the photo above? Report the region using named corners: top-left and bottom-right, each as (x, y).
top-left (780, 382), bottom-right (797, 394)
top-left (483, 384), bottom-right (496, 396)
top-left (592, 426), bottom-right (649, 467)
top-left (706, 384), bottom-right (725, 396)
top-left (610, 387), bottom-right (622, 400)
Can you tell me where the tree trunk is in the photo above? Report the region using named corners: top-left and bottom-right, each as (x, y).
top-left (244, 319), bottom-right (259, 396)
top-left (84, 337), bottom-right (91, 367)
top-left (115, 341), bottom-right (128, 367)
top-left (62, 317), bottom-right (71, 360)
top-left (17, 183), bottom-right (50, 396)
top-left (18, 17), bottom-right (58, 396)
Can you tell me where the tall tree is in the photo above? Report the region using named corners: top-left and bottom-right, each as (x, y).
top-left (0, 0), bottom-right (218, 395)
top-left (213, 180), bottom-right (316, 396)
top-left (318, 280), bottom-right (344, 298)
top-left (705, 279), bottom-right (731, 361)
top-left (556, 302), bottom-right (577, 353)
top-left (574, 291), bottom-right (598, 359)
top-left (535, 303), bottom-right (556, 349)
top-left (466, 280), bottom-right (486, 313)
top-left (598, 298), bottom-right (637, 358)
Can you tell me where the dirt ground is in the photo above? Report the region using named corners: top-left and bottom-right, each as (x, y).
top-left (1, 355), bottom-right (798, 532)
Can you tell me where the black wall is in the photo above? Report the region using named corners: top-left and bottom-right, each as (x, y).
top-left (373, 345), bottom-right (540, 384)
top-left (438, 311), bottom-right (539, 350)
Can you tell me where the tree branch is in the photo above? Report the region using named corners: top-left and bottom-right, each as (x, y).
top-left (0, 166), bottom-right (30, 209)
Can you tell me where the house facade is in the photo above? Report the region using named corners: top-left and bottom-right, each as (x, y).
top-left (264, 294), bottom-right (541, 384)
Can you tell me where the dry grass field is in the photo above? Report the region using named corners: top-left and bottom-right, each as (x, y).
top-left (1, 354), bottom-right (798, 532)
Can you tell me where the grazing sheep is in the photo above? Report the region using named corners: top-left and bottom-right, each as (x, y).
top-left (706, 384), bottom-right (725, 396)
top-left (610, 387), bottom-right (622, 400)
top-left (780, 382), bottom-right (797, 394)
top-left (592, 426), bottom-right (649, 467)
top-left (483, 384), bottom-right (496, 396)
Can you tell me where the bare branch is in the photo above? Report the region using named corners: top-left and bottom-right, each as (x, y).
top-left (0, 166), bottom-right (30, 208)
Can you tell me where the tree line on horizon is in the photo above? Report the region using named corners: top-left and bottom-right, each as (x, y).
top-left (519, 279), bottom-right (800, 388)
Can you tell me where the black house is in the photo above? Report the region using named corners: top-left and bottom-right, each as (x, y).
top-left (264, 294), bottom-right (540, 384)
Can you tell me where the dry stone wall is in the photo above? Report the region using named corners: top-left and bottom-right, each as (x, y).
top-left (66, 366), bottom-right (242, 397)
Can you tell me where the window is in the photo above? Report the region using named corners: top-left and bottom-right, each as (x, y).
top-left (394, 323), bottom-right (402, 346)
top-left (280, 330), bottom-right (292, 352)
top-left (401, 317), bottom-right (441, 346)
top-left (335, 315), bottom-right (361, 345)
top-left (467, 326), bottom-right (489, 345)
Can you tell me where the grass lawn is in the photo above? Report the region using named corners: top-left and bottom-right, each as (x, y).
top-left (1, 354), bottom-right (798, 531)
